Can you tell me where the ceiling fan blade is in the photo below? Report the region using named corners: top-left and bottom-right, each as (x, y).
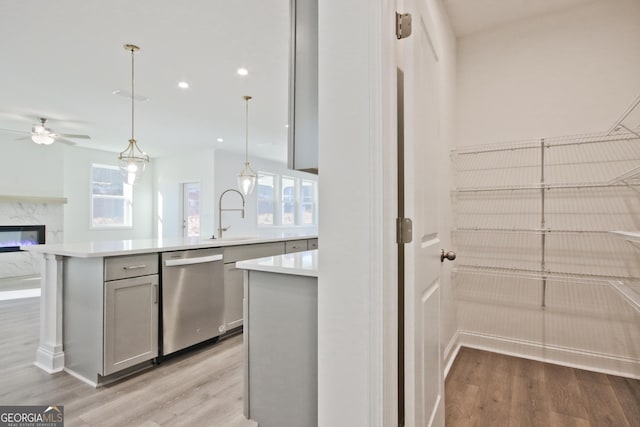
top-left (16, 136), bottom-right (32, 141)
top-left (54, 138), bottom-right (77, 146)
top-left (0, 127), bottom-right (29, 135)
top-left (56, 133), bottom-right (91, 140)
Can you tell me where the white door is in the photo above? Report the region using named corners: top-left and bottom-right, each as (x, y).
top-left (398, 0), bottom-right (444, 425)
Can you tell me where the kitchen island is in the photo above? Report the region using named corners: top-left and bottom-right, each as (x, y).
top-left (22, 233), bottom-right (317, 385)
top-left (237, 249), bottom-right (318, 427)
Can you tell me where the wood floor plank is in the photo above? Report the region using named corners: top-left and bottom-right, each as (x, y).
top-left (549, 411), bottom-right (591, 427)
top-left (574, 367), bottom-right (612, 385)
top-left (468, 352), bottom-right (513, 427)
top-left (509, 374), bottom-right (550, 427)
top-left (444, 378), bottom-right (479, 427)
top-left (577, 374), bottom-right (632, 427)
top-left (543, 362), bottom-right (589, 419)
top-left (607, 375), bottom-right (640, 427)
top-left (447, 346), bottom-right (490, 387)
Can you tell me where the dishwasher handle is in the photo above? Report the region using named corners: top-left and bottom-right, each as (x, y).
top-left (164, 253), bottom-right (223, 267)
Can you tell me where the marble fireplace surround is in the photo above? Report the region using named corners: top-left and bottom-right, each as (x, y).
top-left (0, 195), bottom-right (65, 279)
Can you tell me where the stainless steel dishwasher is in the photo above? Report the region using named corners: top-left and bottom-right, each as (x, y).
top-left (161, 247), bottom-right (224, 355)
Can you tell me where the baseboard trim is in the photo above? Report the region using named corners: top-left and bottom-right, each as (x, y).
top-left (443, 331), bottom-right (460, 379)
top-left (458, 330), bottom-right (640, 380)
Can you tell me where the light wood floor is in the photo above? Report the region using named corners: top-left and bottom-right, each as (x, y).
top-left (3, 297), bottom-right (639, 427)
top-left (0, 297), bottom-right (256, 427)
top-left (446, 346), bottom-right (640, 427)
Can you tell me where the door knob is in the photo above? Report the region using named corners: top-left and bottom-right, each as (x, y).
top-left (440, 249), bottom-right (456, 262)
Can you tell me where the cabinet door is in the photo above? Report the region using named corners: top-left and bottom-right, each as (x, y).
top-left (224, 263), bottom-right (244, 331)
top-left (104, 275), bottom-right (159, 376)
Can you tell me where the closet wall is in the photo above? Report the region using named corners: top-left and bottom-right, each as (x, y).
top-left (453, 0), bottom-right (640, 377)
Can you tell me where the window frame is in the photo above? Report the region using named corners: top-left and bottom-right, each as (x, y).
top-left (257, 172), bottom-right (277, 226)
top-left (90, 164), bottom-right (133, 229)
top-left (257, 172), bottom-right (318, 228)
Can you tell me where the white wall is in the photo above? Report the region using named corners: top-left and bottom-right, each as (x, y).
top-left (154, 148), bottom-right (216, 239)
top-left (213, 150), bottom-right (318, 238)
top-left (62, 146), bottom-right (154, 243)
top-left (0, 138), bottom-right (65, 197)
top-left (456, 0), bottom-right (640, 146)
top-left (154, 149), bottom-right (317, 240)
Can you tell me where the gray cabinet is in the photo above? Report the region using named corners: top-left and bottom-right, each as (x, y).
top-left (103, 274), bottom-right (158, 376)
top-left (244, 270), bottom-right (318, 427)
top-left (223, 242), bottom-right (285, 332)
top-left (285, 239), bottom-right (308, 253)
top-left (288, 0), bottom-right (318, 173)
top-left (63, 253), bottom-right (159, 385)
top-left (307, 238), bottom-right (318, 250)
top-left (223, 263), bottom-right (244, 331)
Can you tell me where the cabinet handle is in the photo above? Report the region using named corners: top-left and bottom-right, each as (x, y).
top-left (123, 264), bottom-right (147, 270)
top-left (153, 284), bottom-right (158, 304)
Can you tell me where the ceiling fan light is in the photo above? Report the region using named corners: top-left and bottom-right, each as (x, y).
top-left (31, 133), bottom-right (54, 145)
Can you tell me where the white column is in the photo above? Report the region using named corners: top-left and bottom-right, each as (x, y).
top-left (34, 253), bottom-right (65, 373)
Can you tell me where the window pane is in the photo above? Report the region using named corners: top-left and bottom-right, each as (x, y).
top-left (91, 164), bottom-right (132, 227)
top-left (258, 201), bottom-right (274, 225)
top-left (258, 174), bottom-right (275, 225)
top-left (93, 197), bottom-right (126, 226)
top-left (281, 177), bottom-right (296, 225)
top-left (302, 180), bottom-right (314, 203)
top-left (92, 167), bottom-right (124, 196)
top-left (301, 203), bottom-right (314, 225)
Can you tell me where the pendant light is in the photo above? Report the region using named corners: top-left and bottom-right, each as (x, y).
top-left (118, 44), bottom-right (149, 185)
top-left (237, 95), bottom-right (257, 195)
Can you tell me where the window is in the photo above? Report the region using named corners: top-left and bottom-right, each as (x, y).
top-left (258, 172), bottom-right (317, 227)
top-left (91, 164), bottom-right (133, 228)
top-left (257, 174), bottom-right (275, 225)
top-left (281, 176), bottom-right (297, 225)
top-left (301, 180), bottom-right (316, 225)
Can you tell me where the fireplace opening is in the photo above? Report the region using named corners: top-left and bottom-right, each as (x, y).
top-left (0, 225), bottom-right (46, 253)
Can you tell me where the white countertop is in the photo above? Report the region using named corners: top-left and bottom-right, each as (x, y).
top-left (21, 232), bottom-right (317, 258)
top-left (236, 249), bottom-right (318, 277)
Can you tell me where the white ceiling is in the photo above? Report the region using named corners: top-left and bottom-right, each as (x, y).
top-left (444, 0), bottom-right (598, 37)
top-left (0, 0), bottom-right (289, 161)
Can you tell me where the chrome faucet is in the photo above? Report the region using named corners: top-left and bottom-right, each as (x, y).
top-left (217, 189), bottom-right (246, 238)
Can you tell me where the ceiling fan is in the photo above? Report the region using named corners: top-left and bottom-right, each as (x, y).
top-left (0, 117), bottom-right (91, 146)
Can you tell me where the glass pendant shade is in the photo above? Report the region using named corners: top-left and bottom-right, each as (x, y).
top-left (238, 161), bottom-right (257, 195)
top-left (119, 139), bottom-right (149, 185)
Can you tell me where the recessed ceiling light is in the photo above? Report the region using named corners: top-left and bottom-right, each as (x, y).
top-left (285, 124), bottom-right (289, 128)
top-left (217, 137), bottom-right (224, 142)
top-left (237, 68), bottom-right (249, 76)
top-left (178, 81), bottom-right (189, 89)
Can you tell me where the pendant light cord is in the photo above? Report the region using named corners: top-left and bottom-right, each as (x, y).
top-left (244, 96), bottom-right (250, 163)
top-left (131, 47), bottom-right (135, 142)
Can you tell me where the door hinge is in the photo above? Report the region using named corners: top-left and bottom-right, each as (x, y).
top-left (396, 217), bottom-right (413, 244)
top-left (396, 12), bottom-right (412, 40)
